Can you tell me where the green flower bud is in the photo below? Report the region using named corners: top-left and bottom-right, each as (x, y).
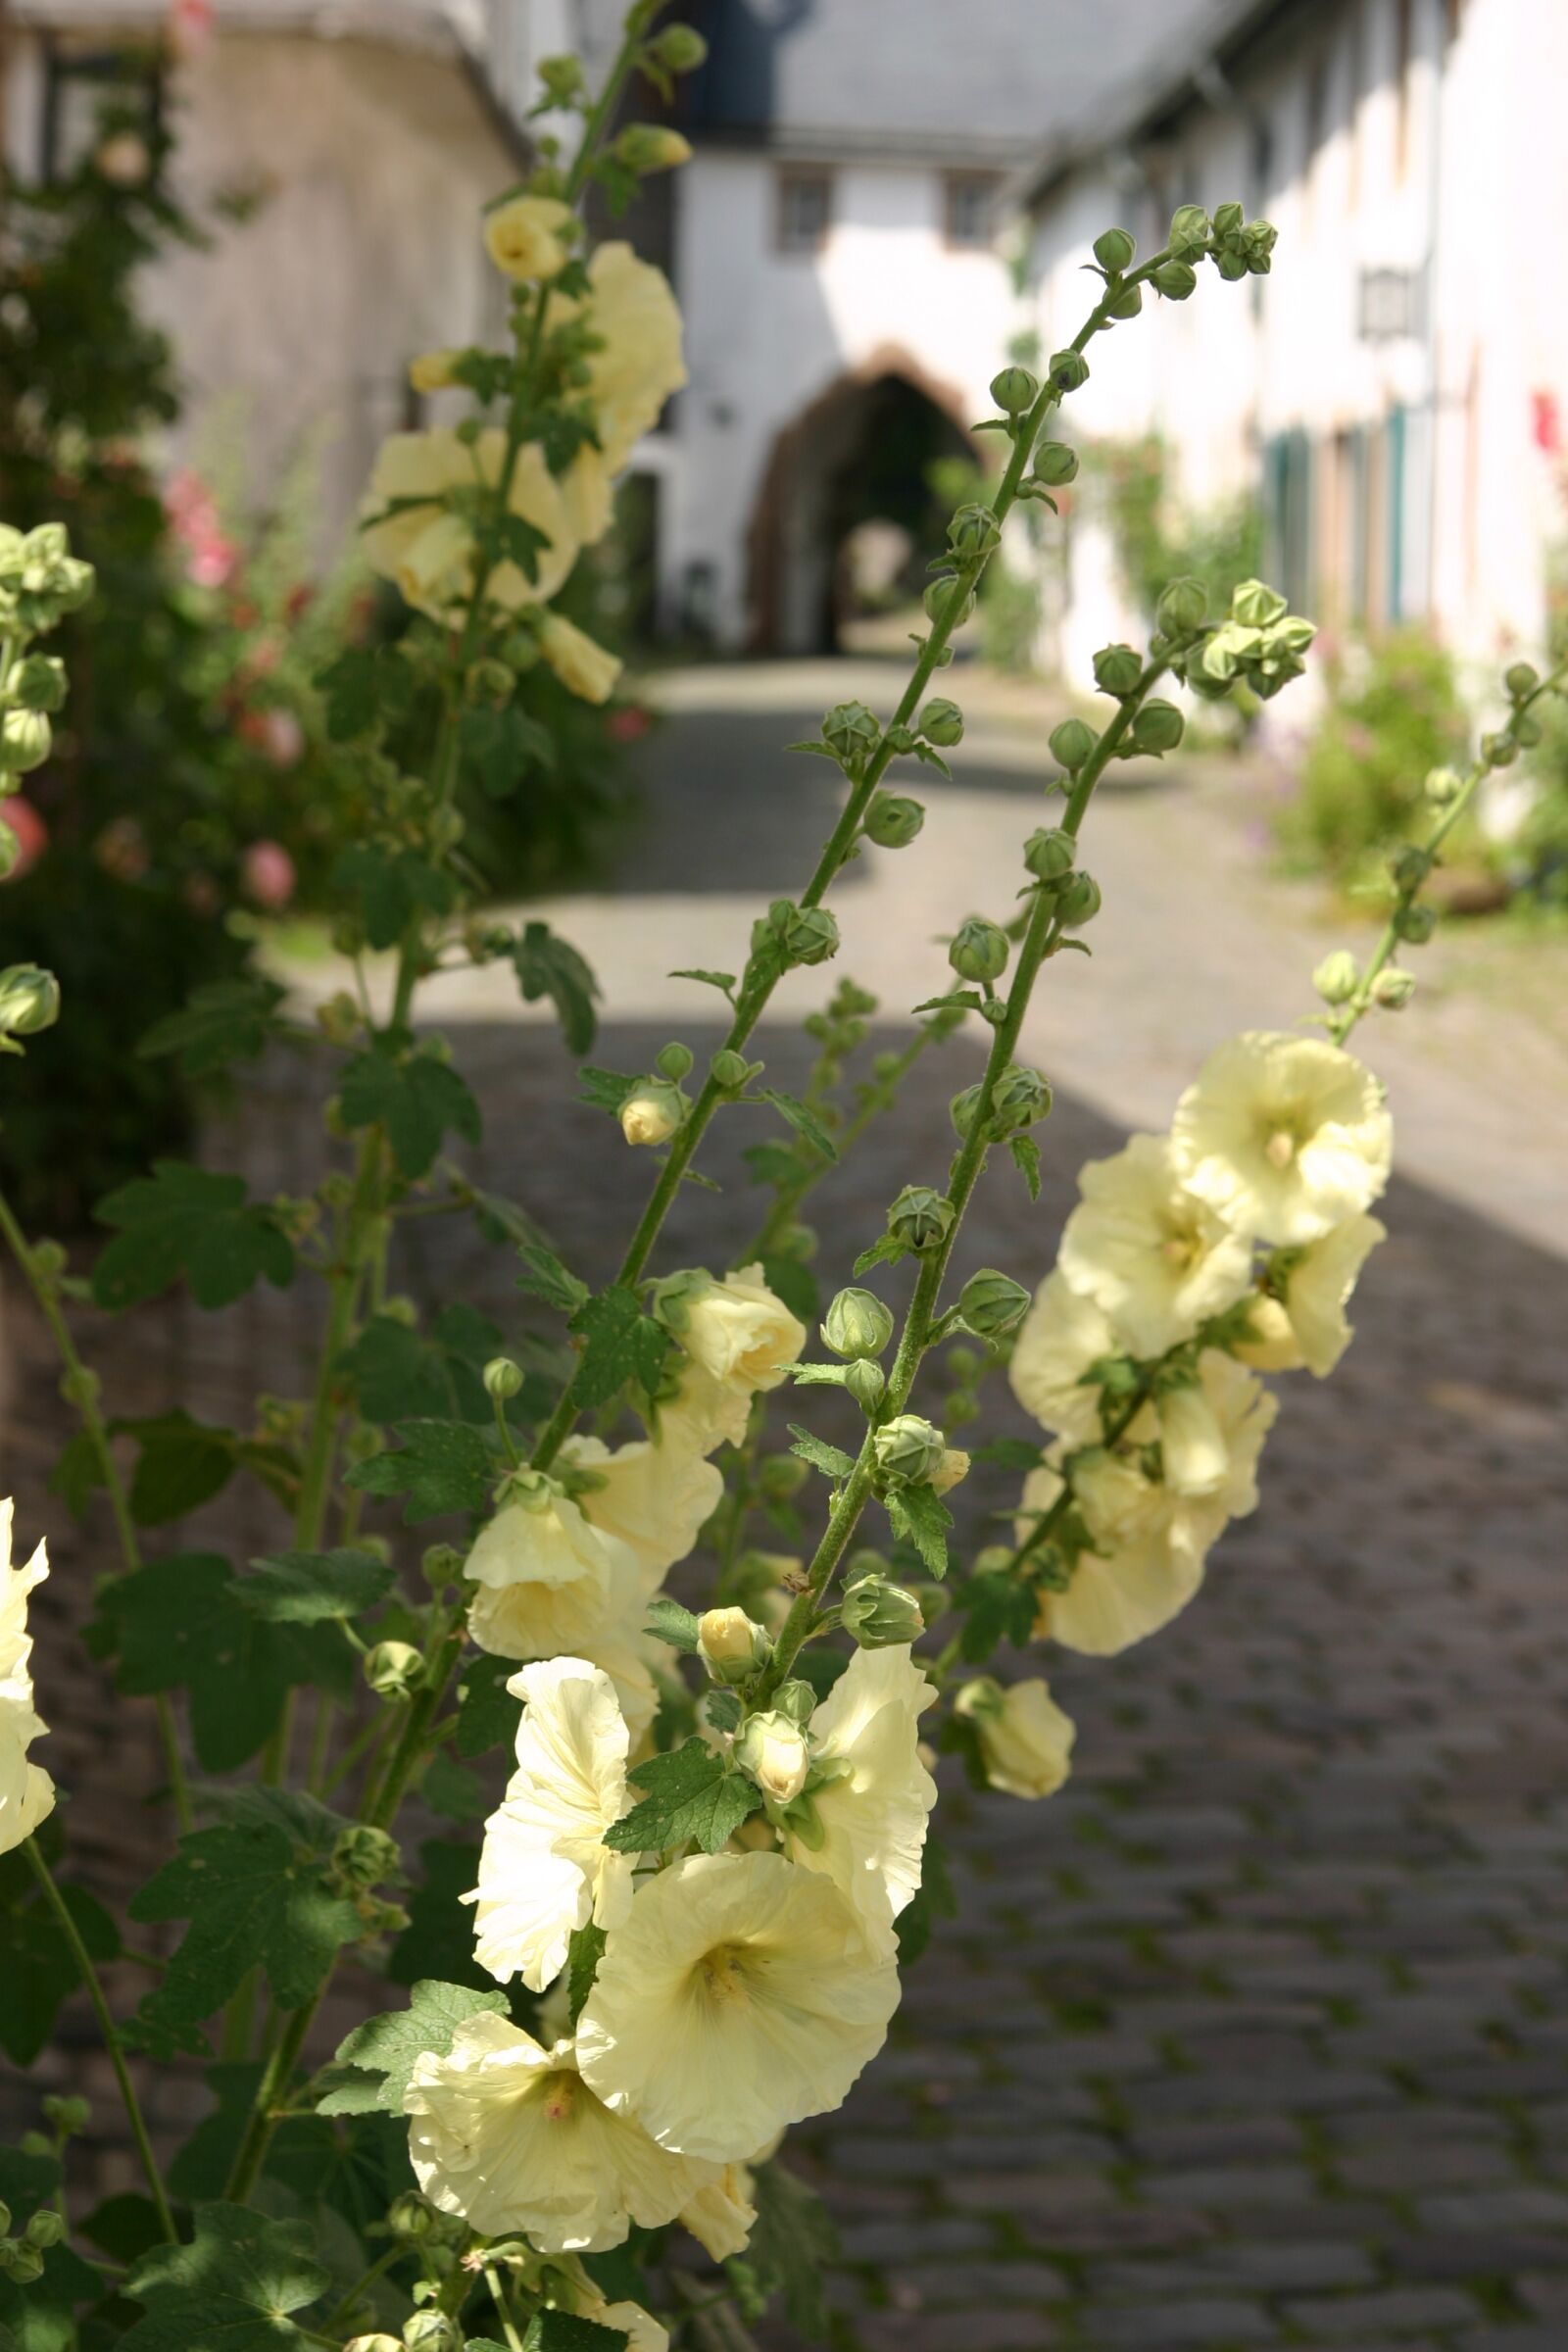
top-left (0, 709), bottom-right (51, 773)
top-left (821, 699), bottom-right (881, 760)
top-left (1155, 576), bottom-right (1208, 637)
top-left (1024, 825), bottom-right (1077, 881)
top-left (1093, 225), bottom-right (1136, 273)
top-left (11, 655), bottom-right (67, 713)
top-left (923, 573), bottom-right (976, 625)
top-left (950, 1082), bottom-right (985, 1139)
top-left (1231, 578), bottom-right (1288, 627)
top-left (734, 1709), bottom-right (809, 1804)
top-left (1212, 200), bottom-right (1245, 240)
top-left (863, 791), bottom-right (925, 848)
top-left (710, 1048), bottom-right (753, 1090)
top-left (949, 914), bottom-right (1009, 984)
top-left (698, 1605), bottom-right (771, 1685)
top-left (1093, 643), bottom-right (1144, 697)
top-left (1032, 441), bottom-right (1079, 487)
top-left (0, 964), bottom-right (60, 1044)
top-left (872, 1414), bottom-right (947, 1490)
top-left (650, 22), bottom-right (708, 71)
top-left (41, 2096), bottom-right (89, 2136)
top-left (24, 2210), bottom-right (65, 2250)
top-left (919, 697), bottom-right (964, 747)
top-left (1152, 259), bottom-right (1198, 300)
top-left (956, 1267), bottom-right (1031, 1338)
top-left (1505, 661), bottom-right (1540, 700)
top-left (841, 1574), bottom-right (925, 1649)
top-left (1390, 845), bottom-right (1433, 891)
top-left (365, 1641), bottom-right (423, 1700)
top-left (1056, 870), bottom-right (1102, 926)
top-left (0, 819), bottom-right (20, 879)
top-left (781, 905), bottom-right (840, 967)
top-left (2, 2245), bottom-right (44, 2286)
top-left (1130, 697), bottom-right (1185, 755)
top-left (821, 1286), bottom-right (895, 1360)
top-left (773, 1678), bottom-right (817, 1727)
top-left (1394, 902), bottom-right (1435, 945)
top-left (1168, 203), bottom-right (1211, 261)
top-left (989, 1062), bottom-right (1053, 1133)
top-left (483, 1355), bottom-right (523, 1402)
top-left (1049, 348), bottom-right (1090, 393)
top-left (1424, 765), bottom-right (1463, 806)
top-left (619, 1076), bottom-right (686, 1146)
top-left (1049, 716), bottom-right (1096, 771)
top-left (332, 1825), bottom-right (402, 1889)
top-left (1311, 950), bottom-right (1359, 1005)
top-left (613, 123), bottom-right (693, 174)
top-left (1213, 245), bottom-right (1249, 280)
top-left (421, 1543), bottom-right (464, 1591)
top-left (887, 1184), bottom-right (956, 1251)
top-left (1481, 730), bottom-right (1517, 767)
top-left (990, 365), bottom-right (1039, 415)
top-left (1105, 284), bottom-right (1143, 319)
top-left (758, 1451), bottom-right (808, 1502)
top-left (1372, 967), bottom-right (1416, 1008)
top-left (949, 503), bottom-right (1001, 560)
top-left (844, 1356), bottom-right (888, 1414)
top-left (1243, 219), bottom-right (1278, 271)
top-left (655, 1041), bottom-right (694, 1080)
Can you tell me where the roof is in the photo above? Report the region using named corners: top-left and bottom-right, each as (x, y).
top-left (666, 0), bottom-right (1241, 169)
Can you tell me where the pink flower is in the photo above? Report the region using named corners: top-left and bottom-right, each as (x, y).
top-left (607, 704), bottom-right (650, 742)
top-left (165, 468), bottom-right (239, 589)
top-left (1532, 389), bottom-right (1561, 456)
top-left (1, 798), bottom-right (47, 880)
top-left (242, 840), bottom-right (296, 910)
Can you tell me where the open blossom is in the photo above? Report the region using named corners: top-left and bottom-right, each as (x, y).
top-left (538, 611), bottom-right (622, 706)
top-left (467, 1658), bottom-right (635, 1991)
top-left (406, 2011), bottom-right (711, 2252)
top-left (464, 1477), bottom-right (639, 1660)
top-left (0, 1501), bottom-right (54, 1855)
top-left (680, 2142), bottom-right (776, 2260)
top-left (1170, 1031), bottom-right (1392, 1247)
top-left (784, 1645), bottom-right (937, 1950)
top-left (956, 1677), bottom-right (1075, 1800)
top-left (577, 1850), bottom-right (900, 2163)
top-left (661, 1267), bottom-right (807, 1451)
top-left (557, 242), bottom-right (687, 545)
top-left (1008, 1269), bottom-right (1120, 1446)
top-left (1058, 1132), bottom-right (1255, 1355)
top-left (562, 1433), bottom-right (722, 1590)
top-left (361, 427), bottom-right (578, 619)
top-left (1236, 1212), bottom-right (1387, 1377)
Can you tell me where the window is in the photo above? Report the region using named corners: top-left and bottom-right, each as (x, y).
top-left (776, 169), bottom-right (833, 255)
top-left (41, 37), bottom-right (163, 180)
top-left (944, 173), bottom-right (999, 248)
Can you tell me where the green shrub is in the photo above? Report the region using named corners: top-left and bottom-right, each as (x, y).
top-left (1096, 433), bottom-right (1263, 626)
top-left (1275, 627), bottom-right (1471, 886)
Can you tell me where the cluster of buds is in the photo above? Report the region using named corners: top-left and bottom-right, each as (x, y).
top-left (751, 895), bottom-right (841, 974)
top-left (0, 523), bottom-right (91, 892)
top-left (818, 1284), bottom-right (896, 1411)
top-left (1161, 200), bottom-right (1277, 291)
top-left (0, 2199), bottom-right (66, 2285)
top-left (1179, 578), bottom-right (1315, 704)
top-left (951, 1060), bottom-right (1054, 1143)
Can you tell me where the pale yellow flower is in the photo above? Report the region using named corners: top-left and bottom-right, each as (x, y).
top-left (785, 1646), bottom-right (937, 1950)
top-left (538, 612), bottom-right (622, 705)
top-left (406, 2012), bottom-right (710, 2252)
top-left (1007, 1269), bottom-right (1119, 1446)
top-left (464, 1480), bottom-right (642, 1666)
top-left (360, 427), bottom-right (578, 619)
top-left (562, 1433), bottom-right (722, 1592)
top-left (577, 1851), bottom-right (900, 2162)
top-left (1059, 1132), bottom-right (1255, 1355)
top-left (680, 2161), bottom-right (760, 2260)
top-left (408, 348), bottom-right (463, 395)
top-left (484, 192), bottom-right (576, 282)
top-left (1236, 1213), bottom-right (1387, 1378)
top-left (956, 1677), bottom-right (1075, 1799)
top-left (468, 1658), bottom-right (635, 1991)
top-left (1170, 1030), bottom-right (1393, 1247)
top-left (564, 241), bottom-right (687, 483)
top-left (0, 1500), bottom-right (54, 1855)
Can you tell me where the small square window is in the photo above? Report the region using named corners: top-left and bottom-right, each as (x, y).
top-left (777, 169), bottom-right (833, 255)
top-left (944, 173), bottom-right (998, 248)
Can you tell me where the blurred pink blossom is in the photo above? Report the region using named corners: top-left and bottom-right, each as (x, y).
top-left (165, 468), bottom-right (239, 589)
top-left (242, 840), bottom-right (297, 910)
top-left (607, 704), bottom-right (650, 741)
top-left (1, 799), bottom-right (47, 880)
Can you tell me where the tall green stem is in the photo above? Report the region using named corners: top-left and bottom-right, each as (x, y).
top-left (24, 1839), bottom-right (176, 2244)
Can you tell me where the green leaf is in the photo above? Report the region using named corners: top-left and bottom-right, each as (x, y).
top-left (79, 2193), bottom-right (170, 2268)
top-left (760, 1088), bottom-right (838, 1163)
top-left (318, 645), bottom-right (416, 742)
top-left (47, 1428), bottom-right (100, 1517)
top-left (974, 1436), bottom-right (1048, 1472)
top-left (138, 978), bottom-right (288, 1078)
top-left (565, 1922), bottom-right (607, 2026)
top-left (853, 1231), bottom-right (910, 1278)
top-left (577, 1065), bottom-right (640, 1116)
top-left (567, 1286), bottom-right (671, 1411)
top-left (516, 1239), bottom-right (590, 1315)
top-left (914, 741), bottom-right (953, 779)
top-left (346, 1419), bottom-right (495, 1523)
top-left (339, 1043), bottom-right (482, 1181)
top-left (529, 2316), bottom-right (629, 2352)
top-left (0, 1838), bottom-right (121, 2066)
top-left (729, 2160), bottom-right (841, 2343)
top-left (323, 1979), bottom-right (507, 2117)
top-left (333, 843), bottom-right (455, 950)
top-left (956, 1568), bottom-right (1038, 1661)
top-left (644, 1596), bottom-right (701, 1652)
top-left (788, 1424), bottom-right (857, 1481)
top-left (895, 1836), bottom-right (956, 1966)
top-left (460, 702), bottom-right (554, 798)
top-left (604, 1740), bottom-right (763, 1856)
top-left (782, 739), bottom-right (839, 760)
top-left (785, 1363), bottom-right (850, 1388)
top-left (669, 967), bottom-right (737, 1002)
top-left (0, 2226), bottom-right (102, 2352)
top-left (1009, 1133), bottom-right (1043, 1201)
top-left (93, 1161), bottom-right (294, 1313)
top-left (704, 1688), bottom-right (742, 1733)
top-left (911, 988), bottom-right (984, 1016)
top-left (885, 1482), bottom-right (953, 1578)
top-left (423, 1751), bottom-right (487, 1821)
top-left (759, 1250), bottom-right (819, 1325)
top-left (92, 1553), bottom-right (348, 1773)
top-left (122, 2204), bottom-right (329, 2352)
top-left (342, 1304), bottom-right (507, 1426)
top-left (120, 1411), bottom-right (239, 1525)
top-left (239, 1549), bottom-right (395, 1625)
top-left (514, 921), bottom-right (600, 1054)
top-left (453, 1653), bottom-right (522, 1759)
top-left (128, 1822), bottom-right (362, 2054)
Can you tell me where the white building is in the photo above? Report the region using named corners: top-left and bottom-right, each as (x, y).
top-left (1020, 0), bottom-right (1568, 682)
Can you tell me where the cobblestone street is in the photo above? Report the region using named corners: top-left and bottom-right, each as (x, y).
top-left (7, 662), bottom-right (1568, 2352)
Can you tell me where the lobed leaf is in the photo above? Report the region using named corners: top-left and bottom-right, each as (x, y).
top-left (324, 1979), bottom-right (507, 2117)
top-left (93, 1162), bottom-right (294, 1313)
top-left (604, 1740), bottom-right (762, 1855)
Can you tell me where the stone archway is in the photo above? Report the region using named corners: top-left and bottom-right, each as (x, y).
top-left (745, 345), bottom-right (979, 655)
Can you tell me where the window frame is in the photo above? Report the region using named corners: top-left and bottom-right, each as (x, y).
top-left (942, 171), bottom-right (1001, 250)
top-left (774, 166), bottom-right (835, 257)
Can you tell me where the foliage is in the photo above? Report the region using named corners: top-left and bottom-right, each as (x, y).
top-left (1276, 626), bottom-right (1471, 886)
top-left (1094, 431), bottom-right (1264, 630)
